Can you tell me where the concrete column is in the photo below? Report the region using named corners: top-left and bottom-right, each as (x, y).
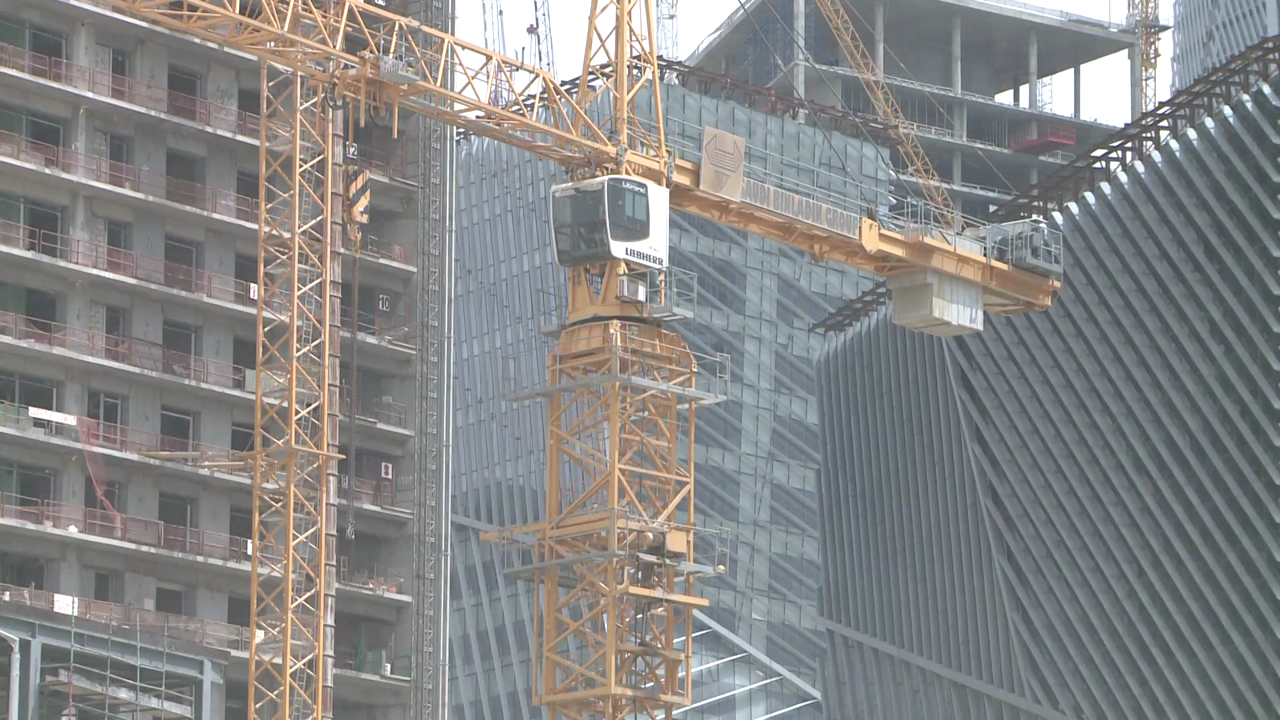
top-left (1028, 30), bottom-right (1039, 111)
top-left (1073, 65), bottom-right (1082, 119)
top-left (874, 0), bottom-right (886, 75)
top-left (25, 639), bottom-right (40, 720)
top-left (1129, 44), bottom-right (1143, 120)
top-left (951, 15), bottom-right (966, 140)
top-left (791, 0), bottom-right (806, 97)
top-left (951, 151), bottom-right (962, 186)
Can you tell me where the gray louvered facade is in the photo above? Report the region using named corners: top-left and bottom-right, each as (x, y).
top-left (447, 83), bottom-right (888, 719)
top-left (816, 78), bottom-right (1280, 718)
top-left (1172, 0), bottom-right (1279, 90)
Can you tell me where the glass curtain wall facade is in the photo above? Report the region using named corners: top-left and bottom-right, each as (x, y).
top-left (815, 77), bottom-right (1280, 719)
top-left (447, 82), bottom-right (889, 719)
top-left (1172, 0), bottom-right (1279, 90)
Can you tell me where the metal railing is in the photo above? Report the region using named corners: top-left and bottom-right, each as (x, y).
top-left (503, 323), bottom-right (731, 404)
top-left (343, 234), bottom-right (409, 264)
top-left (0, 42), bottom-right (260, 137)
top-left (0, 311), bottom-right (248, 389)
top-left (0, 399), bottom-right (407, 513)
top-left (0, 492), bottom-right (400, 592)
top-left (0, 398), bottom-right (236, 462)
top-left (0, 581), bottom-right (253, 651)
top-left (0, 582), bottom-right (401, 665)
top-left (0, 129), bottom-right (259, 222)
top-left (339, 306), bottom-right (414, 345)
top-left (339, 386), bottom-right (410, 428)
top-left (0, 492), bottom-right (250, 562)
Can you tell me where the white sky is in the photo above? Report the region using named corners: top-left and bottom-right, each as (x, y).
top-left (453, 0), bottom-right (1176, 127)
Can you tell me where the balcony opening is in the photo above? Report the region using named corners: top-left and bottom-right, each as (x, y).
top-left (105, 219), bottom-right (129, 250)
top-left (162, 319), bottom-right (198, 378)
top-left (102, 305), bottom-right (127, 361)
top-left (28, 27), bottom-right (63, 61)
top-left (231, 422), bottom-right (254, 453)
top-left (229, 505), bottom-right (252, 540)
top-left (0, 372), bottom-right (56, 419)
top-left (160, 406), bottom-right (195, 452)
top-left (164, 236), bottom-right (199, 292)
top-left (235, 171), bottom-right (258, 221)
top-left (0, 554), bottom-right (44, 591)
top-left (159, 492), bottom-right (195, 555)
top-left (158, 492), bottom-right (194, 528)
top-left (0, 283), bottom-right (55, 340)
top-left (23, 286), bottom-right (56, 334)
top-left (87, 389), bottom-right (124, 447)
top-left (91, 568), bottom-right (123, 603)
top-left (238, 87), bottom-right (261, 116)
top-left (87, 389), bottom-right (123, 426)
top-left (84, 475), bottom-right (122, 513)
top-left (27, 113), bottom-right (61, 155)
top-left (165, 150), bottom-right (204, 208)
top-left (227, 595), bottom-right (250, 627)
top-left (154, 584), bottom-right (186, 615)
top-left (3, 199), bottom-right (65, 258)
top-left (97, 132), bottom-right (132, 188)
top-left (0, 460), bottom-right (53, 507)
top-left (167, 66), bottom-right (202, 121)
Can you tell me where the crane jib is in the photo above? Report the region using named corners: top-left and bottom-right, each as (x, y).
top-left (700, 126), bottom-right (863, 241)
top-left (738, 177), bottom-right (862, 240)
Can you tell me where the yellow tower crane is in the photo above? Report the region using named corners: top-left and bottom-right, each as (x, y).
top-left (100, 1), bottom-right (1062, 719)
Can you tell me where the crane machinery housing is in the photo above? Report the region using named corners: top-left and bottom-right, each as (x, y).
top-left (98, 1), bottom-right (1063, 719)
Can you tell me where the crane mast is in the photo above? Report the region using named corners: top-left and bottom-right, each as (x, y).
top-left (528, 0), bottom-right (557, 77)
top-left (482, 0), bottom-right (515, 104)
top-left (1130, 0), bottom-right (1163, 112)
top-left (98, 1), bottom-right (1063, 719)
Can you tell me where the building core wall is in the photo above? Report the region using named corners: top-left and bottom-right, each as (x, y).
top-left (816, 78), bottom-right (1280, 719)
top-left (448, 81), bottom-right (888, 719)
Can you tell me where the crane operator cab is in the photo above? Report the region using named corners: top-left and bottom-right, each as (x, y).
top-left (550, 175), bottom-right (670, 269)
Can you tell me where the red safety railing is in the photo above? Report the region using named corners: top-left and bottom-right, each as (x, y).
top-left (0, 581), bottom-right (253, 651)
top-left (0, 42), bottom-right (260, 137)
top-left (0, 492), bottom-right (397, 592)
top-left (0, 399), bottom-right (236, 464)
top-left (0, 129), bottom-right (259, 221)
top-left (0, 220), bottom-right (258, 307)
top-left (0, 492), bottom-right (251, 562)
top-left (0, 581), bottom-right (399, 661)
top-left (0, 311), bottom-right (248, 389)
top-left (0, 399), bottom-right (407, 513)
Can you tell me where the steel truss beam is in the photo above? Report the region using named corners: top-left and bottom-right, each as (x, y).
top-left (249, 67), bottom-right (341, 720)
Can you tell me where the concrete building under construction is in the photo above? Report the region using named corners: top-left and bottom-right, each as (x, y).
top-left (817, 37), bottom-right (1280, 720)
top-left (688, 0), bottom-right (1141, 215)
top-left (0, 0), bottom-right (451, 718)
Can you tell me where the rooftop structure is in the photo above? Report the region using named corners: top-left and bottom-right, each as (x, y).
top-left (1172, 0), bottom-right (1279, 90)
top-left (688, 0), bottom-right (1141, 214)
top-left (0, 0), bottom-right (443, 717)
top-left (816, 58), bottom-right (1280, 720)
